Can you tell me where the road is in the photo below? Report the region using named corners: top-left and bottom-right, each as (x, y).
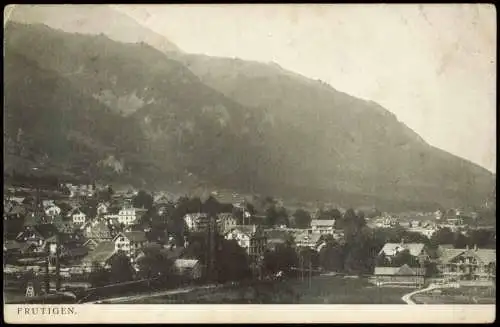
top-left (84, 283), bottom-right (222, 304)
top-left (401, 284), bottom-right (440, 304)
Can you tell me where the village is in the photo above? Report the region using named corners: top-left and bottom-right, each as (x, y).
top-left (3, 179), bottom-right (497, 304)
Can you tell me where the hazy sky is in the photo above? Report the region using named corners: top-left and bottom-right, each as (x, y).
top-left (111, 4), bottom-right (496, 173)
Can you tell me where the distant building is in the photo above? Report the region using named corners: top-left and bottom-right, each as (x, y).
top-left (113, 231), bottom-right (147, 262)
top-left (184, 213), bottom-right (211, 232)
top-left (310, 219), bottom-right (335, 235)
top-left (225, 225), bottom-right (267, 261)
top-left (217, 213), bottom-right (238, 234)
top-left (68, 207), bottom-right (87, 225)
top-left (378, 241), bottom-right (429, 264)
top-left (373, 264), bottom-right (426, 287)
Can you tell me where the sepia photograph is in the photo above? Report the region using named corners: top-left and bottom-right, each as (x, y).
top-left (3, 3), bottom-right (496, 323)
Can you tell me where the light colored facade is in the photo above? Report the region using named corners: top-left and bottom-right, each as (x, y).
top-left (378, 242), bottom-right (429, 264)
top-left (225, 225), bottom-right (267, 261)
top-left (113, 231), bottom-right (147, 262)
top-left (437, 246), bottom-right (496, 282)
top-left (44, 204), bottom-right (61, 217)
top-left (310, 219), bottom-right (335, 235)
top-left (70, 208), bottom-right (87, 225)
top-left (217, 213), bottom-right (238, 234)
top-left (184, 213), bottom-right (211, 232)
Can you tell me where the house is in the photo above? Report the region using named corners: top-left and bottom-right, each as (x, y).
top-left (113, 231), bottom-right (148, 261)
top-left (116, 207), bottom-right (148, 226)
top-left (82, 238), bottom-right (99, 251)
top-left (4, 203), bottom-right (26, 219)
top-left (173, 259), bottom-right (203, 280)
top-left (97, 202), bottom-right (110, 215)
top-left (81, 220), bottom-right (112, 241)
top-left (44, 203), bottom-right (61, 217)
top-left (184, 213), bottom-right (214, 232)
top-left (310, 219), bottom-right (335, 235)
top-left (373, 264), bottom-right (426, 286)
top-left (81, 241), bottom-right (116, 271)
top-left (217, 213), bottom-right (238, 234)
top-left (295, 231), bottom-right (322, 250)
top-left (378, 241), bottom-right (429, 264)
top-left (436, 245), bottom-right (496, 282)
top-left (68, 208), bottom-right (87, 225)
top-left (16, 224), bottom-right (60, 254)
top-left (225, 225), bottom-right (267, 261)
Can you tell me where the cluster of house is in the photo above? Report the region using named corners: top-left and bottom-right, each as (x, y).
top-left (372, 240), bottom-right (496, 287)
top-left (4, 187), bottom-right (348, 286)
top-left (367, 208), bottom-right (484, 239)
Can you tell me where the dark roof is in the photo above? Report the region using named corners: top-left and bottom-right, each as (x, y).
top-left (83, 241), bottom-right (116, 264)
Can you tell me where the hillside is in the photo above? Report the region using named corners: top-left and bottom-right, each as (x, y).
top-left (3, 21), bottom-right (495, 211)
top-left (7, 4), bottom-right (181, 53)
top-left (174, 53), bottom-right (495, 208)
top-left (4, 22), bottom-right (267, 191)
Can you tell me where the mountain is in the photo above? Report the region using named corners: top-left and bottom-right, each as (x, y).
top-left (173, 54), bottom-right (495, 209)
top-left (4, 22), bottom-right (266, 191)
top-left (4, 20), bottom-right (495, 211)
top-left (7, 4), bottom-right (181, 53)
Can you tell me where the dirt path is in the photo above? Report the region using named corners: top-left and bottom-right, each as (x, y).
top-left (401, 284), bottom-right (440, 304)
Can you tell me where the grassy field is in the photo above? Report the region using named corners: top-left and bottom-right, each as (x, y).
top-left (120, 276), bottom-right (413, 304)
top-left (413, 286), bottom-right (496, 304)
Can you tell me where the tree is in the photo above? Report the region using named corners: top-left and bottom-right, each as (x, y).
top-left (298, 247), bottom-right (320, 269)
top-left (430, 227), bottom-right (455, 247)
top-left (132, 190), bottom-right (154, 210)
top-left (292, 209), bottom-right (312, 229)
top-left (318, 208), bottom-right (342, 221)
top-left (318, 241), bottom-right (345, 272)
top-left (89, 262), bottom-right (110, 287)
top-left (375, 253), bottom-right (390, 267)
top-left (265, 206), bottom-right (278, 227)
top-left (468, 229), bottom-right (496, 249)
top-left (453, 232), bottom-right (469, 249)
top-left (275, 207), bottom-right (290, 227)
top-left (136, 246), bottom-right (174, 279)
top-left (215, 239), bottom-right (252, 282)
top-left (263, 243), bottom-right (298, 276)
top-left (108, 251), bottom-right (135, 283)
top-left (203, 195), bottom-right (222, 216)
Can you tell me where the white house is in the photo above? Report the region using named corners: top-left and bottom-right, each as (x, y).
top-left (113, 231), bottom-right (147, 262)
top-left (116, 207), bottom-right (147, 226)
top-left (310, 219), bottom-right (335, 235)
top-left (68, 208), bottom-right (87, 225)
top-left (184, 213), bottom-right (210, 232)
top-left (217, 213), bottom-right (238, 234)
top-left (44, 204), bottom-right (61, 217)
top-left (225, 225), bottom-right (267, 259)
